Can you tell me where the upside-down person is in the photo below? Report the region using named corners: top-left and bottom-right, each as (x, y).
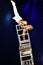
top-left (11, 0), bottom-right (33, 34)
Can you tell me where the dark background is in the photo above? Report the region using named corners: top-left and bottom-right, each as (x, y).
top-left (0, 0), bottom-right (43, 65)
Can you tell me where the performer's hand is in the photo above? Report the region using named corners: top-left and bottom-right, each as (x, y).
top-left (18, 20), bottom-right (33, 38)
top-left (18, 20), bottom-right (33, 30)
top-left (18, 20), bottom-right (33, 39)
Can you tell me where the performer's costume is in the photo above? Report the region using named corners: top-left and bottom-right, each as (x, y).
top-left (11, 0), bottom-right (22, 23)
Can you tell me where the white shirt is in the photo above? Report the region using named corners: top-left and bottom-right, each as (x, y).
top-left (11, 0), bottom-right (22, 23)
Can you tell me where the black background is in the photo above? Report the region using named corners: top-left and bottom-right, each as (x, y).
top-left (0, 0), bottom-right (43, 65)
